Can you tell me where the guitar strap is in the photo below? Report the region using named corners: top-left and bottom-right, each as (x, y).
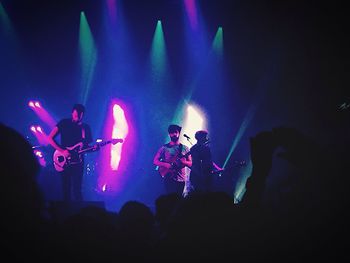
top-left (179, 143), bottom-right (183, 156)
top-left (81, 125), bottom-right (85, 140)
top-left (81, 126), bottom-right (86, 158)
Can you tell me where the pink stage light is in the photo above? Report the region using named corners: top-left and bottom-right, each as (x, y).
top-left (184, 0), bottom-right (198, 30)
top-left (107, 0), bottom-right (117, 24)
top-left (28, 100), bottom-right (56, 129)
top-left (96, 99), bottom-right (135, 194)
top-left (110, 104), bottom-right (128, 171)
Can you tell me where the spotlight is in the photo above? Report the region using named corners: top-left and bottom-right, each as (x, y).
top-left (30, 126), bottom-right (36, 132)
top-left (34, 101), bottom-right (41, 107)
top-left (28, 101), bottom-right (35, 108)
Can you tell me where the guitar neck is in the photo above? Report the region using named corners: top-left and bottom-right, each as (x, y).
top-left (77, 140), bottom-right (117, 154)
top-left (99, 140), bottom-right (113, 147)
top-left (78, 147), bottom-right (94, 154)
top-left (78, 139), bottom-right (124, 154)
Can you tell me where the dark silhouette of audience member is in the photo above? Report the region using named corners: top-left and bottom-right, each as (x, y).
top-left (152, 191), bottom-right (237, 261)
top-left (154, 193), bottom-right (182, 236)
top-left (243, 126), bottom-right (342, 211)
top-left (57, 205), bottom-right (120, 260)
top-left (118, 200), bottom-right (156, 260)
top-left (238, 126), bottom-right (349, 260)
top-left (240, 130), bottom-right (277, 209)
top-left (2, 122), bottom-right (347, 261)
top-left (0, 123), bottom-right (55, 260)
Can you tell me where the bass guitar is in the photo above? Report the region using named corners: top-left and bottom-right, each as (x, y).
top-left (53, 138), bottom-right (123, 172)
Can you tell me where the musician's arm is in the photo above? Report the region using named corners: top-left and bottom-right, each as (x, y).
top-left (47, 127), bottom-right (69, 155)
top-left (153, 148), bottom-right (171, 168)
top-left (182, 153), bottom-right (192, 168)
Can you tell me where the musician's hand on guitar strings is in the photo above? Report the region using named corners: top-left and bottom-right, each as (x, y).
top-left (162, 162), bottom-right (172, 169)
top-left (180, 156), bottom-right (190, 165)
top-left (92, 144), bottom-right (100, 151)
top-left (61, 149), bottom-right (70, 158)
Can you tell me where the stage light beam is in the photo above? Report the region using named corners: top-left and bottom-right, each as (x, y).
top-left (212, 26), bottom-right (223, 57)
top-left (79, 11), bottom-right (97, 105)
top-left (150, 20), bottom-right (170, 86)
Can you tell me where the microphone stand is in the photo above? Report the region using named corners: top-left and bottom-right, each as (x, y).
top-left (183, 135), bottom-right (193, 196)
top-left (185, 137), bottom-right (193, 146)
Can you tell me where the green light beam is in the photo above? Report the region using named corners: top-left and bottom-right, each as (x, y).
top-left (150, 20), bottom-right (169, 86)
top-left (79, 11), bottom-right (97, 105)
top-left (212, 26), bottom-right (223, 57)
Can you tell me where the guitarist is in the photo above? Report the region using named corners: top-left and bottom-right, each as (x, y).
top-left (47, 104), bottom-right (97, 201)
top-left (153, 124), bottom-right (192, 196)
top-left (189, 130), bottom-right (223, 194)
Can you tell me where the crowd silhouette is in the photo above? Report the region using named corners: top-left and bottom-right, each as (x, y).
top-left (1, 122), bottom-right (348, 261)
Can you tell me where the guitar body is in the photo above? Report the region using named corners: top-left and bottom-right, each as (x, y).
top-left (52, 138), bottom-right (123, 172)
top-left (158, 161), bottom-right (185, 178)
top-left (53, 142), bottom-right (83, 172)
top-left (158, 152), bottom-right (188, 178)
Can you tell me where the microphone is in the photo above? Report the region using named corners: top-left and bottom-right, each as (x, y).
top-left (183, 134), bottom-right (191, 139)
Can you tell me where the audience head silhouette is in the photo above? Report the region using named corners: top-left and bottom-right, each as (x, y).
top-left (1, 123), bottom-right (44, 224)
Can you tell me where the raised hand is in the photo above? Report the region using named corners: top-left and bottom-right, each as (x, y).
top-left (92, 144), bottom-right (100, 151)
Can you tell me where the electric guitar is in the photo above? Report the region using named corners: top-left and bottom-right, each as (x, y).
top-left (53, 138), bottom-right (123, 172)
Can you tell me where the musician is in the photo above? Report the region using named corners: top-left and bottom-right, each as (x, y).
top-left (153, 124), bottom-right (192, 196)
top-left (189, 130), bottom-right (223, 193)
top-left (47, 104), bottom-right (97, 201)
